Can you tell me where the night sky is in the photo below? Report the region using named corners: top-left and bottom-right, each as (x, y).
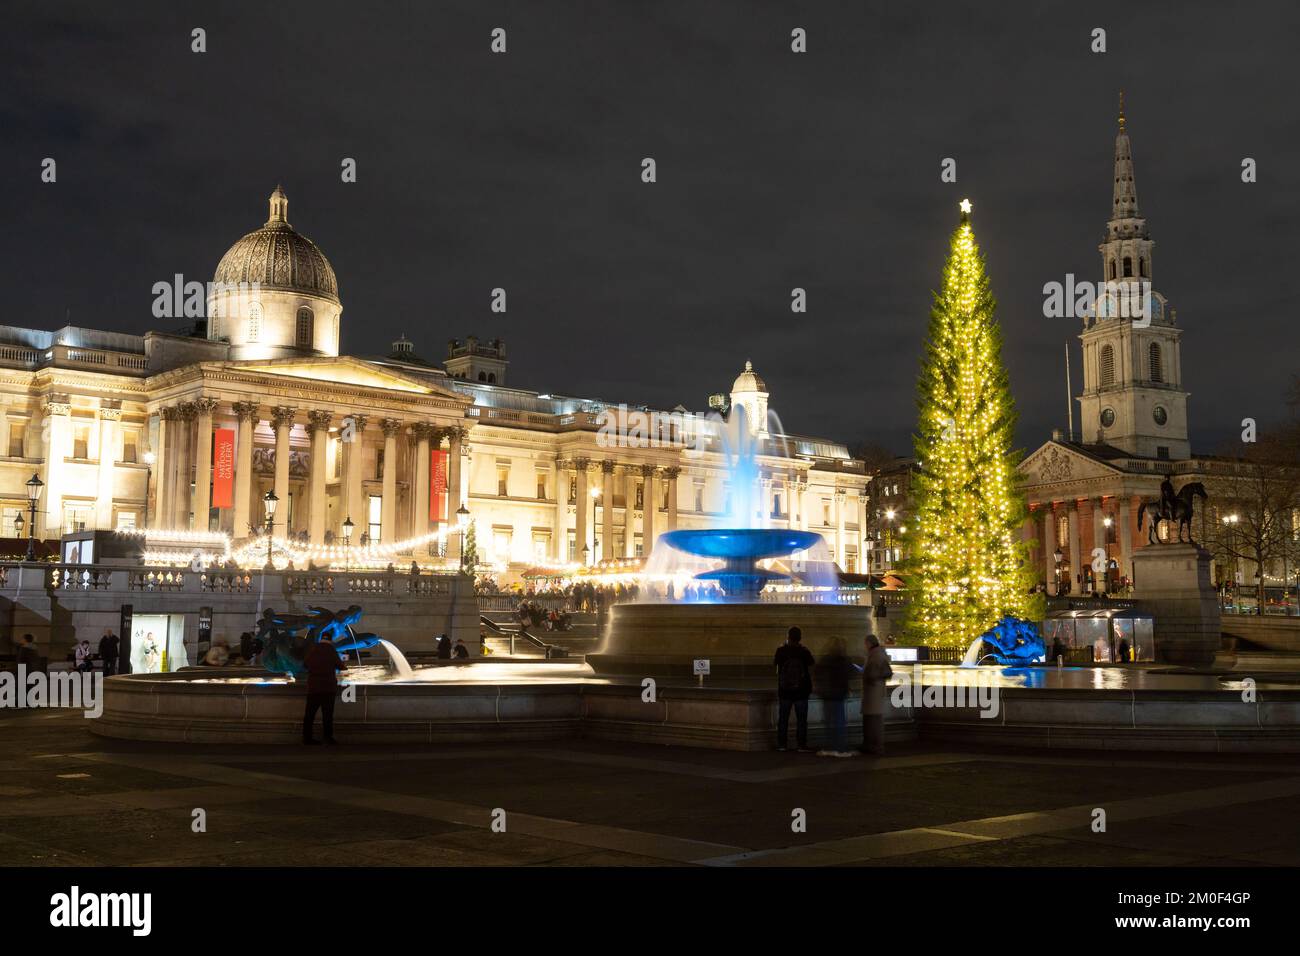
top-left (3, 1), bottom-right (1297, 456)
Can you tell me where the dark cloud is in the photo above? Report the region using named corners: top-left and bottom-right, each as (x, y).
top-left (1, 0), bottom-right (1295, 454)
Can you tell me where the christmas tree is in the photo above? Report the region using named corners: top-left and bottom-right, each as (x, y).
top-left (462, 519), bottom-right (480, 572)
top-left (902, 200), bottom-right (1041, 647)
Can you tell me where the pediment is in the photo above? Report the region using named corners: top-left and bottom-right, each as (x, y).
top-left (218, 356), bottom-right (466, 400)
top-left (1019, 441), bottom-right (1123, 486)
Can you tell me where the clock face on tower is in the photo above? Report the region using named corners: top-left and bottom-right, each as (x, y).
top-left (1100, 407), bottom-right (1116, 428)
top-left (1153, 405), bottom-right (1168, 426)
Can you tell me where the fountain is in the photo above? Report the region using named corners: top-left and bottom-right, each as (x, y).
top-left (589, 403), bottom-right (870, 677)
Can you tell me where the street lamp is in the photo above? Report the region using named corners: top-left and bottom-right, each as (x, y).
top-left (263, 490), bottom-right (278, 571)
top-left (1053, 547), bottom-right (1064, 596)
top-left (142, 451), bottom-right (156, 529)
top-left (456, 504), bottom-right (470, 572)
top-left (342, 515), bottom-right (354, 572)
top-left (24, 473), bottom-right (43, 562)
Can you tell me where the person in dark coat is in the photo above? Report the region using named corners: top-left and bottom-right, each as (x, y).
top-left (814, 636), bottom-right (856, 757)
top-left (15, 633), bottom-right (40, 672)
top-left (435, 634), bottom-right (452, 659)
top-left (452, 639), bottom-right (470, 660)
top-left (861, 634), bottom-right (892, 756)
top-left (773, 626), bottom-right (815, 752)
top-left (98, 628), bottom-right (120, 676)
top-left (302, 639), bottom-right (347, 745)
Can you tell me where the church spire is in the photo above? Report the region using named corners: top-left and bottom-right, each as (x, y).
top-left (1110, 92), bottom-right (1142, 227)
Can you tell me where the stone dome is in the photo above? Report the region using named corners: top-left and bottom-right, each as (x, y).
top-left (213, 186), bottom-right (339, 303)
top-left (731, 360), bottom-right (767, 394)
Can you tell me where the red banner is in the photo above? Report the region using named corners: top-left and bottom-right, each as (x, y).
top-left (212, 428), bottom-right (235, 509)
top-left (430, 449), bottom-right (448, 522)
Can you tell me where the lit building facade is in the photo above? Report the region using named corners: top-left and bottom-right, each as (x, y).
top-left (0, 187), bottom-right (870, 578)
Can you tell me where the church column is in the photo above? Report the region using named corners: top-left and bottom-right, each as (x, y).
top-left (95, 404), bottom-right (121, 530)
top-left (623, 465), bottom-right (637, 557)
top-left (1042, 505), bottom-right (1057, 591)
top-left (1092, 497), bottom-right (1108, 595)
top-left (445, 426), bottom-right (466, 562)
top-left (232, 402), bottom-right (258, 538)
top-left (172, 403), bottom-right (195, 529)
top-left (1118, 496), bottom-right (1134, 589)
top-left (307, 410), bottom-right (332, 545)
top-left (190, 398), bottom-right (217, 532)
top-left (664, 466), bottom-right (680, 530)
top-left (641, 465), bottom-right (656, 553)
top-left (601, 460), bottom-right (615, 561)
top-left (574, 458), bottom-right (590, 563)
top-left (1068, 501), bottom-right (1082, 595)
top-left (41, 397), bottom-right (72, 537)
top-left (271, 406), bottom-right (296, 537)
top-left (342, 413), bottom-right (368, 538)
top-left (379, 418), bottom-right (401, 544)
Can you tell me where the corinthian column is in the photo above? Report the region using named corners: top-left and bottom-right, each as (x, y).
top-left (307, 410), bottom-right (332, 544)
top-left (601, 460), bottom-right (615, 560)
top-left (411, 423), bottom-right (434, 552)
top-left (623, 464), bottom-right (637, 557)
top-left (95, 404), bottom-right (121, 530)
top-left (173, 403), bottom-right (196, 529)
top-left (663, 466), bottom-right (680, 530)
top-left (191, 397), bottom-right (219, 532)
top-left (271, 406), bottom-right (296, 537)
top-left (341, 413), bottom-right (368, 538)
top-left (155, 407), bottom-right (176, 530)
top-left (642, 464), bottom-right (657, 552)
top-left (232, 402), bottom-right (259, 538)
top-left (380, 418), bottom-right (401, 544)
top-left (574, 458), bottom-right (590, 563)
top-left (445, 425), bottom-right (467, 561)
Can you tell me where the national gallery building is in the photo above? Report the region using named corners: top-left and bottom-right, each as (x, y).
top-left (0, 188), bottom-right (869, 578)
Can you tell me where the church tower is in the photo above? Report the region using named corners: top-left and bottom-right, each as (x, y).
top-left (1077, 95), bottom-right (1190, 460)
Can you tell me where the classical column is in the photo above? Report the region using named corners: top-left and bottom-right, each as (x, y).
top-left (341, 413), bottom-right (368, 538)
top-left (554, 459), bottom-right (569, 562)
top-left (601, 460), bottom-right (615, 560)
top-left (153, 407), bottom-right (173, 530)
top-left (95, 404), bottom-right (121, 530)
top-left (664, 466), bottom-right (680, 530)
top-left (445, 425), bottom-right (466, 561)
top-left (410, 423), bottom-right (433, 550)
top-left (41, 397), bottom-right (72, 537)
top-left (379, 418), bottom-right (401, 544)
top-left (835, 489), bottom-right (847, 567)
top-left (623, 464), bottom-right (637, 557)
top-left (271, 406), bottom-right (296, 537)
top-left (1118, 495), bottom-right (1134, 586)
top-left (641, 464), bottom-right (657, 553)
top-left (232, 402), bottom-right (259, 538)
top-left (1042, 505), bottom-right (1057, 589)
top-left (1068, 501), bottom-right (1082, 595)
top-left (1091, 497), bottom-right (1108, 595)
top-left (574, 458), bottom-right (590, 563)
top-left (173, 403), bottom-right (196, 529)
top-left (190, 397), bottom-right (218, 532)
top-left (307, 410), bottom-right (332, 544)
top-left (858, 492), bottom-right (869, 559)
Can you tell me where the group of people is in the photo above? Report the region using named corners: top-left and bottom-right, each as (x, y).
top-left (515, 600), bottom-right (571, 632)
top-left (71, 628), bottom-right (122, 675)
top-left (435, 634), bottom-right (471, 659)
top-left (773, 627), bottom-right (893, 757)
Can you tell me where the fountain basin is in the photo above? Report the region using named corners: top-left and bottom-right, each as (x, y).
top-left (659, 528), bottom-right (823, 600)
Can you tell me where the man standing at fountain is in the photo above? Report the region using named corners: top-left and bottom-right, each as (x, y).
top-left (774, 626), bottom-right (815, 752)
top-left (302, 638), bottom-right (348, 746)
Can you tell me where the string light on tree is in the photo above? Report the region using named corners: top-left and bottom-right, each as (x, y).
top-left (902, 199), bottom-right (1042, 648)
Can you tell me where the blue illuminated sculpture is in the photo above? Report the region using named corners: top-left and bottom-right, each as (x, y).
top-left (255, 605), bottom-right (383, 676)
top-left (975, 615), bottom-right (1045, 665)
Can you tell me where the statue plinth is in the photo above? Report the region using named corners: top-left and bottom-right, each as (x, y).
top-left (1130, 543), bottom-right (1221, 665)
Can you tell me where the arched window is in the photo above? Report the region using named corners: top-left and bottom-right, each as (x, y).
top-left (1149, 342), bottom-right (1164, 383)
top-left (1123, 257), bottom-right (1133, 278)
top-left (248, 303), bottom-right (262, 343)
top-left (1139, 257), bottom-right (1147, 278)
top-left (1099, 344), bottom-right (1115, 386)
top-left (488, 373), bottom-right (496, 383)
top-left (1109, 259), bottom-right (1116, 280)
top-left (478, 372), bottom-right (486, 381)
top-left (296, 307), bottom-right (314, 348)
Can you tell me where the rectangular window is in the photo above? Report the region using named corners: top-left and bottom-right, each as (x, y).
top-left (532, 531), bottom-right (551, 561)
top-left (73, 426), bottom-right (90, 460)
top-left (493, 529), bottom-right (512, 563)
top-left (7, 423), bottom-right (25, 458)
top-left (63, 503), bottom-right (93, 533)
top-left (115, 510), bottom-right (138, 530)
top-left (367, 494), bottom-right (382, 543)
top-left (497, 466), bottom-right (510, 497)
top-left (536, 474), bottom-right (548, 500)
top-left (694, 486), bottom-right (704, 512)
top-left (2, 506), bottom-right (22, 537)
top-left (122, 430), bottom-right (139, 464)
top-left (567, 532), bottom-right (576, 562)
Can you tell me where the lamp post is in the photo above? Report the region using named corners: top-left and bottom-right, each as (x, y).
top-left (142, 451), bottom-right (156, 529)
top-left (456, 504), bottom-right (470, 573)
top-left (1222, 513), bottom-right (1240, 611)
top-left (1053, 547), bottom-right (1064, 597)
top-left (590, 484), bottom-right (601, 564)
top-left (24, 473), bottom-right (43, 562)
top-left (263, 490), bottom-right (278, 571)
top-left (342, 516), bottom-right (354, 572)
